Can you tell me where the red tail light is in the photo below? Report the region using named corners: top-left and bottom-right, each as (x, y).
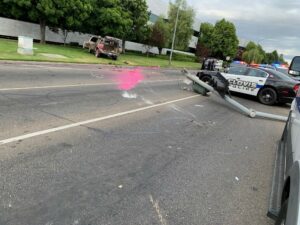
top-left (293, 84), bottom-right (300, 93)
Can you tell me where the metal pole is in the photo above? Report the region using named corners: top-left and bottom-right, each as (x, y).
top-left (182, 69), bottom-right (288, 122)
top-left (169, 0), bottom-right (182, 66)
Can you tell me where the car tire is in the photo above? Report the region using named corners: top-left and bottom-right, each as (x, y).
top-left (95, 50), bottom-right (100, 58)
top-left (275, 200), bottom-right (288, 225)
top-left (200, 75), bottom-right (212, 83)
top-left (258, 87), bottom-right (277, 105)
top-left (113, 56), bottom-right (118, 61)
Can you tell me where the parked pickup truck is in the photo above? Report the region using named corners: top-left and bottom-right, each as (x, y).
top-left (268, 56), bottom-right (300, 225)
top-left (82, 36), bottom-right (101, 53)
top-left (93, 36), bottom-right (121, 60)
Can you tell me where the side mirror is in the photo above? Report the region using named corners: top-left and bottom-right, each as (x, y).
top-left (289, 56), bottom-right (300, 76)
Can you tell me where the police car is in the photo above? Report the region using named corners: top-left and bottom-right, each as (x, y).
top-left (268, 56), bottom-right (300, 224)
top-left (197, 66), bottom-right (300, 105)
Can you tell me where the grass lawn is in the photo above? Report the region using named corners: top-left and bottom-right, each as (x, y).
top-left (0, 38), bottom-right (200, 69)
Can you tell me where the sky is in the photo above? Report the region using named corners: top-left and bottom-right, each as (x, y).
top-left (164, 0), bottom-right (300, 63)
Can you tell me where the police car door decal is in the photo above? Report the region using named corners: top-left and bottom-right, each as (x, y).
top-left (221, 73), bottom-right (267, 96)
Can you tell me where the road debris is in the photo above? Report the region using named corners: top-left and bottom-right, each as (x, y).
top-left (122, 91), bottom-right (137, 99)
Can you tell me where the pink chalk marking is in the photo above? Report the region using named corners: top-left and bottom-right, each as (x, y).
top-left (115, 68), bottom-right (144, 91)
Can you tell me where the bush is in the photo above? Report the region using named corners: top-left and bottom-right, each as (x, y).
top-left (172, 53), bottom-right (197, 62)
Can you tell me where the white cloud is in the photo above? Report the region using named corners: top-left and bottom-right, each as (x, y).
top-left (186, 0), bottom-right (300, 60)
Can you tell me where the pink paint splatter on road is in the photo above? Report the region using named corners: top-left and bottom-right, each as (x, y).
top-left (115, 68), bottom-right (144, 91)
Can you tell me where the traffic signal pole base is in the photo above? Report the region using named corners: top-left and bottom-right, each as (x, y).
top-left (182, 69), bottom-right (288, 122)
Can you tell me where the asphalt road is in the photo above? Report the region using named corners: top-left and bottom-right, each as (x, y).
top-left (0, 62), bottom-right (290, 225)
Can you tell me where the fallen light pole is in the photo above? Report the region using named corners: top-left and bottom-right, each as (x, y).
top-left (182, 69), bottom-right (288, 122)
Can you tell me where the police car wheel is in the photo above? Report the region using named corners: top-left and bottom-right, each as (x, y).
top-left (258, 87), bottom-right (277, 105)
top-left (201, 75), bottom-right (212, 84)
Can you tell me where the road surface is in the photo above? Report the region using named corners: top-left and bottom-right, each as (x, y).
top-left (0, 62), bottom-right (289, 225)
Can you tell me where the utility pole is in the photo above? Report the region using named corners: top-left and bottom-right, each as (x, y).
top-left (169, 0), bottom-right (183, 66)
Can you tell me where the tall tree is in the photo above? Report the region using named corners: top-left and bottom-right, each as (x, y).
top-left (57, 0), bottom-right (92, 45)
top-left (83, 0), bottom-right (132, 41)
top-left (245, 41), bottom-right (257, 51)
top-left (242, 49), bottom-right (264, 64)
top-left (242, 42), bottom-right (265, 63)
top-left (1, 0), bottom-right (92, 44)
top-left (148, 17), bottom-right (170, 54)
top-left (120, 0), bottom-right (149, 52)
top-left (272, 50), bottom-right (279, 62)
top-left (265, 52), bottom-right (275, 64)
top-left (168, 0), bottom-right (195, 51)
top-left (279, 54), bottom-right (285, 64)
top-left (196, 22), bottom-right (214, 58)
top-left (210, 19), bottom-right (239, 59)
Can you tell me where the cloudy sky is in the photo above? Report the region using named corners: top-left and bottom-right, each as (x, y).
top-left (162, 0), bottom-right (300, 62)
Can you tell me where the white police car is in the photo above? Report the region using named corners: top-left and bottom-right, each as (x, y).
top-left (197, 66), bottom-right (300, 105)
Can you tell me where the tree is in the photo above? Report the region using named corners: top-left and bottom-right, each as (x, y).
top-left (245, 41), bottom-right (257, 51)
top-left (1, 0), bottom-right (92, 44)
top-left (272, 50), bottom-right (279, 62)
top-left (82, 0), bottom-right (132, 42)
top-left (257, 44), bottom-right (266, 63)
top-left (147, 17), bottom-right (169, 54)
top-left (142, 25), bottom-right (154, 56)
top-left (199, 23), bottom-right (214, 47)
top-left (120, 0), bottom-right (149, 53)
top-left (59, 0), bottom-right (92, 45)
top-left (279, 54), bottom-right (286, 64)
top-left (242, 42), bottom-right (265, 63)
top-left (265, 52), bottom-right (275, 64)
top-left (196, 22), bottom-right (214, 58)
top-left (168, 0), bottom-right (195, 51)
top-left (210, 19), bottom-right (239, 59)
top-left (242, 49), bottom-right (264, 64)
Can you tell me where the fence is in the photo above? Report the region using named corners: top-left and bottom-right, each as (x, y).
top-left (0, 17), bottom-right (195, 56)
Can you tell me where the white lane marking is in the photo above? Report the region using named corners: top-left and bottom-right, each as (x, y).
top-left (140, 96), bottom-right (154, 105)
top-left (149, 195), bottom-right (168, 225)
top-left (0, 79), bottom-right (181, 91)
top-left (0, 95), bottom-right (199, 145)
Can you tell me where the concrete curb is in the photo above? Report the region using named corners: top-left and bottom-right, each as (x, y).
top-left (0, 60), bottom-right (200, 72)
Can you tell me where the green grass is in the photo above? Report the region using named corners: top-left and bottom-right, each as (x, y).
top-left (0, 38), bottom-right (200, 69)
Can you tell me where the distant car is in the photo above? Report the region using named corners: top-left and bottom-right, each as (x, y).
top-left (268, 56), bottom-right (300, 225)
top-left (197, 66), bottom-right (300, 105)
top-left (93, 36), bottom-right (120, 60)
top-left (83, 36), bottom-right (101, 53)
